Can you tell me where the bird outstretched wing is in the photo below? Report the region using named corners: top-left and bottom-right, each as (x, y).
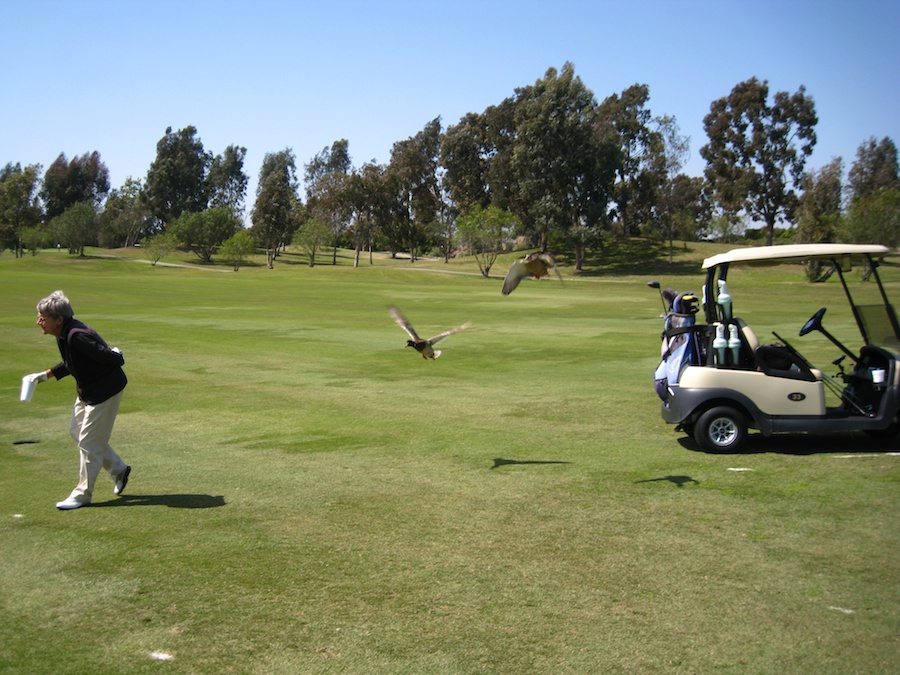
top-left (427, 322), bottom-right (472, 345)
top-left (389, 306), bottom-right (421, 341)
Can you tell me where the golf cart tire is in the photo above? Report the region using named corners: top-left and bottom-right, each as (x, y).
top-left (694, 406), bottom-right (747, 453)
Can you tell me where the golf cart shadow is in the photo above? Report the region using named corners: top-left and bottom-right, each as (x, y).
top-left (678, 432), bottom-right (898, 456)
top-left (94, 494), bottom-right (226, 509)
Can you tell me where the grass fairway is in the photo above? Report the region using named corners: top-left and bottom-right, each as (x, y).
top-left (1, 245), bottom-right (898, 674)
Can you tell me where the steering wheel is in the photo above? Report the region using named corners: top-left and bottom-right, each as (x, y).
top-left (800, 307), bottom-right (827, 337)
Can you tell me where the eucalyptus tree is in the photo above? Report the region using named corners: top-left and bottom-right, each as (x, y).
top-left (144, 125), bottom-right (212, 231)
top-left (207, 144), bottom-right (249, 216)
top-left (795, 158), bottom-right (844, 279)
top-left (597, 84), bottom-right (660, 237)
top-left (848, 136), bottom-right (898, 202)
top-left (842, 136), bottom-right (898, 248)
top-left (653, 115), bottom-right (694, 260)
top-left (386, 117), bottom-right (443, 261)
top-left (347, 161), bottom-right (390, 266)
top-left (508, 63), bottom-right (618, 263)
top-left (304, 139), bottom-right (352, 264)
top-left (250, 148), bottom-right (300, 268)
top-left (701, 77), bottom-right (817, 245)
top-left (440, 112), bottom-right (492, 214)
top-left (0, 162), bottom-right (42, 256)
top-left (40, 151), bottom-right (110, 221)
top-left (796, 158), bottom-right (843, 244)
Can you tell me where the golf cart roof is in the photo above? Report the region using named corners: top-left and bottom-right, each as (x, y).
top-left (702, 244), bottom-right (891, 270)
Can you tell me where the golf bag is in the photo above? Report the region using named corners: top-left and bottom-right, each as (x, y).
top-left (654, 291), bottom-right (703, 401)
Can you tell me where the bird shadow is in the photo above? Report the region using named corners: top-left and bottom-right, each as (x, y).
top-left (492, 458), bottom-right (571, 469)
top-left (634, 475), bottom-right (699, 488)
top-left (92, 494), bottom-right (226, 509)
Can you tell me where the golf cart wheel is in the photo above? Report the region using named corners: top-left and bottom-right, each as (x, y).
top-left (694, 406), bottom-right (747, 453)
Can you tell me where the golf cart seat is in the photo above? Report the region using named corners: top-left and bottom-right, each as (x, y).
top-left (734, 318), bottom-right (759, 353)
top-left (755, 344), bottom-right (817, 382)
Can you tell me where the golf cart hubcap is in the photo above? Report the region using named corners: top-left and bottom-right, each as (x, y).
top-left (708, 417), bottom-right (737, 446)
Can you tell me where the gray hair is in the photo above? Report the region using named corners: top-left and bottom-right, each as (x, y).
top-left (37, 290), bottom-right (74, 320)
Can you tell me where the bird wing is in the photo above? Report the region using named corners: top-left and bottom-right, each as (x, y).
top-left (540, 253), bottom-right (564, 284)
top-left (389, 306), bottom-right (420, 341)
top-left (501, 260), bottom-right (529, 295)
top-left (427, 321), bottom-right (472, 345)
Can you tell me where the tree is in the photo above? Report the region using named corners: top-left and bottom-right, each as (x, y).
top-left (842, 189), bottom-right (899, 248)
top-left (386, 118), bottom-right (443, 261)
top-left (841, 136), bottom-right (899, 249)
top-left (795, 158), bottom-right (844, 280)
top-left (40, 151), bottom-right (111, 221)
top-left (509, 63), bottom-right (618, 266)
top-left (441, 112), bottom-right (492, 214)
top-left (292, 218), bottom-right (331, 267)
top-left (250, 149), bottom-right (300, 268)
top-left (455, 205), bottom-right (517, 277)
top-left (218, 230), bottom-right (256, 270)
top-left (51, 202), bottom-right (97, 256)
top-left (143, 231), bottom-right (179, 266)
top-left (660, 174), bottom-right (708, 258)
top-left (99, 177), bottom-right (151, 247)
top-left (144, 126), bottom-right (212, 230)
top-left (169, 206), bottom-right (241, 262)
top-left (305, 140), bottom-right (353, 265)
top-left (796, 158), bottom-right (843, 244)
top-left (597, 84), bottom-right (659, 237)
top-left (848, 137), bottom-right (899, 202)
top-left (347, 161), bottom-right (390, 267)
top-left (701, 77), bottom-right (817, 245)
top-left (207, 144), bottom-right (249, 217)
top-left (652, 115), bottom-right (693, 261)
top-left (0, 162), bottom-right (42, 256)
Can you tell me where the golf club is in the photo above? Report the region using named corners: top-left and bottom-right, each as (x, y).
top-left (647, 280), bottom-right (668, 313)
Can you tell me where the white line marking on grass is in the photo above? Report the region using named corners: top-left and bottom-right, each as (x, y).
top-left (827, 606), bottom-right (856, 615)
top-left (149, 651), bottom-right (174, 661)
top-left (727, 467), bottom-right (755, 471)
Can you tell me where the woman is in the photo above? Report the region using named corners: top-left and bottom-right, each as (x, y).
top-left (27, 290), bottom-right (131, 510)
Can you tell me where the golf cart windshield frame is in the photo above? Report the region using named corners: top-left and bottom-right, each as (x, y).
top-left (701, 244), bottom-right (899, 349)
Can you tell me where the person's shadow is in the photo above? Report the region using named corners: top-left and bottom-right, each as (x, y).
top-left (93, 494), bottom-right (226, 509)
top-left (634, 475), bottom-right (699, 488)
top-left (492, 458), bottom-right (571, 469)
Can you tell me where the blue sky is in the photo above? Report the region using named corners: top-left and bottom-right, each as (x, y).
top-left (2, 0), bottom-right (897, 212)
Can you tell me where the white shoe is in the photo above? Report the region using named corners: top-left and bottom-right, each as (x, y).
top-left (56, 496), bottom-right (90, 510)
top-left (114, 466), bottom-right (131, 495)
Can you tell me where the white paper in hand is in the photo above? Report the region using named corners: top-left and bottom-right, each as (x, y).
top-left (20, 375), bottom-right (37, 402)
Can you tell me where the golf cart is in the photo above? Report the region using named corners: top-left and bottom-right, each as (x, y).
top-left (653, 244), bottom-right (899, 452)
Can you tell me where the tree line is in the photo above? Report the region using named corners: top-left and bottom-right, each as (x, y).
top-left (1, 63), bottom-right (897, 272)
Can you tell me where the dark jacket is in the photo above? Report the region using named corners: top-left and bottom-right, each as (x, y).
top-left (51, 318), bottom-right (127, 405)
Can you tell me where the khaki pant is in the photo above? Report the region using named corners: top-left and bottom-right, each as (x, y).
top-left (66, 391), bottom-right (127, 502)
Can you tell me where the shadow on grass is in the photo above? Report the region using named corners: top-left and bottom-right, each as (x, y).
top-left (634, 475), bottom-right (699, 488)
top-left (92, 494), bottom-right (226, 509)
top-left (492, 458), bottom-right (571, 469)
top-left (677, 432), bottom-right (900, 456)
